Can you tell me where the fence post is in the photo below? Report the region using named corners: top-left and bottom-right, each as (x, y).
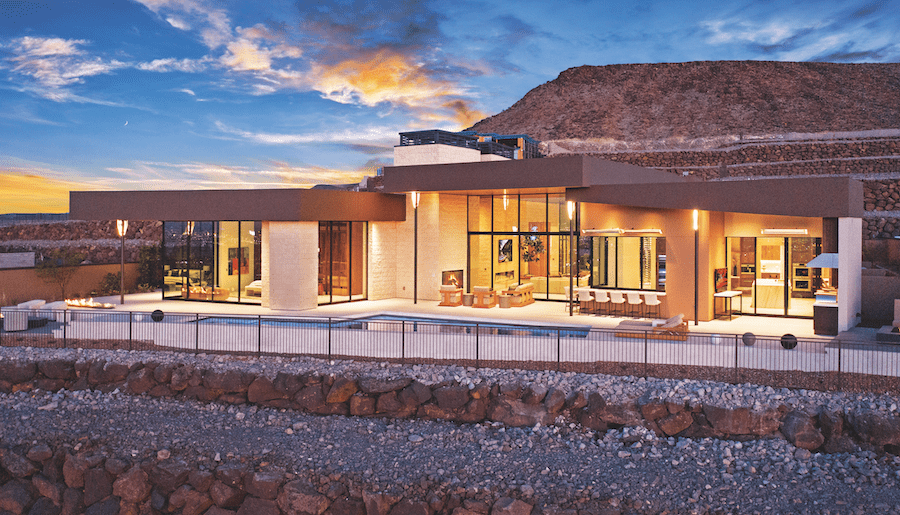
top-left (129, 311), bottom-right (133, 351)
top-left (401, 321), bottom-right (406, 360)
top-left (557, 328), bottom-right (561, 372)
top-left (475, 323), bottom-right (480, 368)
top-left (837, 338), bottom-right (842, 391)
top-left (734, 334), bottom-right (739, 383)
top-left (63, 310), bottom-right (67, 348)
top-left (257, 315), bottom-right (262, 356)
top-left (195, 313), bottom-right (199, 353)
top-left (643, 331), bottom-right (648, 378)
top-left (328, 318), bottom-right (332, 360)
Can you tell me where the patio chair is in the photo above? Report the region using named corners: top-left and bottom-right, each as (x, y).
top-left (472, 286), bottom-right (497, 308)
top-left (614, 314), bottom-right (688, 341)
top-left (506, 282), bottom-right (535, 307)
top-left (438, 284), bottom-right (463, 307)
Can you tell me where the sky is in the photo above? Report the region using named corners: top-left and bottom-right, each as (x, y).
top-left (1, 0), bottom-right (898, 213)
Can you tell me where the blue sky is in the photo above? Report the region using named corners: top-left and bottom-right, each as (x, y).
top-left (1, 0), bottom-right (898, 212)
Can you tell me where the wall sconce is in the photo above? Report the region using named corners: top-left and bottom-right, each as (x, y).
top-left (692, 209), bottom-right (699, 232)
top-left (761, 228), bottom-right (808, 235)
top-left (411, 191), bottom-right (420, 209)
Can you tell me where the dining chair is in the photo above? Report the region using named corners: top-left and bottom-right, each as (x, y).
top-left (608, 291), bottom-right (626, 317)
top-left (626, 292), bottom-right (644, 318)
top-left (592, 289), bottom-right (610, 315)
top-left (643, 292), bottom-right (661, 319)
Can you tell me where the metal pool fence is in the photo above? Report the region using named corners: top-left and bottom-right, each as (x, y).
top-left (2, 308), bottom-right (899, 393)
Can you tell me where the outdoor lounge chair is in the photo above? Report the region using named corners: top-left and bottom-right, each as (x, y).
top-left (472, 286), bottom-right (497, 308)
top-left (438, 284), bottom-right (463, 306)
top-left (505, 283), bottom-right (535, 307)
top-left (614, 314), bottom-right (689, 341)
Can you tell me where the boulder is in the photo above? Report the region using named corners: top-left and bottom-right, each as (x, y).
top-left (330, 497), bottom-right (366, 515)
top-left (210, 480), bottom-right (246, 508)
top-left (350, 394), bottom-right (376, 416)
top-left (521, 385), bottom-right (548, 405)
top-left (398, 382), bottom-right (432, 406)
top-left (543, 388), bottom-right (566, 413)
top-left (169, 365), bottom-right (194, 391)
top-left (149, 459), bottom-right (191, 493)
top-left (38, 360), bottom-right (76, 380)
top-left (434, 386), bottom-right (470, 411)
top-left (657, 411), bottom-right (694, 436)
top-left (244, 470), bottom-right (283, 500)
top-left (702, 405), bottom-right (751, 435)
top-left (0, 449), bottom-right (38, 478)
top-left (214, 463), bottom-right (246, 488)
top-left (273, 373), bottom-right (305, 397)
top-left (169, 487), bottom-right (213, 515)
top-left (278, 480), bottom-right (330, 515)
top-left (124, 367), bottom-right (156, 395)
top-left (0, 480), bottom-right (33, 514)
top-left (0, 361), bottom-right (37, 384)
top-left (83, 467), bottom-right (112, 506)
top-left (389, 499), bottom-right (432, 515)
top-left (487, 398), bottom-right (550, 427)
top-left (491, 497), bottom-right (533, 515)
top-left (326, 378), bottom-right (358, 403)
top-left (112, 467), bottom-right (151, 504)
top-left (31, 474), bottom-right (62, 505)
top-left (295, 384), bottom-right (327, 412)
top-left (236, 497), bottom-right (280, 515)
top-left (204, 370), bottom-right (248, 393)
top-left (847, 411), bottom-right (900, 447)
top-left (362, 491), bottom-right (401, 515)
top-left (358, 377), bottom-right (412, 394)
top-left (62, 454), bottom-right (88, 488)
top-left (781, 411), bottom-right (825, 450)
top-left (25, 443), bottom-right (53, 463)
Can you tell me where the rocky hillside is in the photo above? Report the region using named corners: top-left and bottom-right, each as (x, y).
top-left (469, 61), bottom-right (900, 146)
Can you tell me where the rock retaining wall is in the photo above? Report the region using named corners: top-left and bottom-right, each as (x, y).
top-left (0, 221), bottom-right (161, 265)
top-left (0, 438), bottom-right (540, 515)
top-left (1, 358), bottom-right (898, 456)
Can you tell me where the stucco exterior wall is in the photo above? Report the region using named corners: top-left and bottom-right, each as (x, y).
top-left (368, 222), bottom-right (398, 300)
top-left (393, 144), bottom-right (482, 166)
top-left (838, 217), bottom-right (863, 331)
top-left (262, 222), bottom-right (318, 311)
top-left (439, 194), bottom-right (468, 291)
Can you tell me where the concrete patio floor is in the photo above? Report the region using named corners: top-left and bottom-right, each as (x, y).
top-left (92, 291), bottom-right (876, 342)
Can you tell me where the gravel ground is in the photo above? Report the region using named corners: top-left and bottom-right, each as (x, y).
top-left (2, 346), bottom-right (900, 514)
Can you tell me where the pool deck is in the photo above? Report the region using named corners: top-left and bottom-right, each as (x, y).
top-left (87, 291), bottom-right (875, 342)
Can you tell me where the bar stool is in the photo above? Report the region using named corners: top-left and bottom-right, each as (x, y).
top-left (625, 292), bottom-right (644, 318)
top-left (643, 292), bottom-right (661, 319)
top-left (592, 289), bottom-right (610, 315)
top-left (577, 289), bottom-right (594, 314)
top-left (608, 291), bottom-right (626, 317)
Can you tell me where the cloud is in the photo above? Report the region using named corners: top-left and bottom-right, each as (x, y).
top-left (5, 36), bottom-right (128, 99)
top-left (132, 0), bottom-right (232, 49)
top-left (179, 88), bottom-right (196, 96)
top-left (213, 121), bottom-right (396, 147)
top-left (136, 57), bottom-right (208, 72)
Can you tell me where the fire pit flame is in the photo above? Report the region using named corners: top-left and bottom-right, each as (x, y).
top-left (65, 298), bottom-right (114, 309)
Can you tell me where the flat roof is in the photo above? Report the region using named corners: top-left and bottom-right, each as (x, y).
top-left (566, 176), bottom-right (864, 218)
top-left (69, 189), bottom-right (407, 222)
top-left (383, 154), bottom-right (685, 194)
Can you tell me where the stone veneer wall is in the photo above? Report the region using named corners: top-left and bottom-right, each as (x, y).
top-left (367, 222), bottom-right (399, 300)
top-left (0, 220), bottom-right (161, 265)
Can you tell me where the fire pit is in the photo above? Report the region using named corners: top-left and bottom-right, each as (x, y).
top-left (65, 298), bottom-right (114, 309)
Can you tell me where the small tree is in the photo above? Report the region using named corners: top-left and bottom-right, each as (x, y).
top-left (35, 249), bottom-right (85, 300)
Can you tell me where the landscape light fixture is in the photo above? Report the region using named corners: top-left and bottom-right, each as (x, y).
top-left (116, 220), bottom-right (128, 305)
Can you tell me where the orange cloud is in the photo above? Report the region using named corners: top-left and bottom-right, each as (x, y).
top-left (0, 172), bottom-right (100, 214)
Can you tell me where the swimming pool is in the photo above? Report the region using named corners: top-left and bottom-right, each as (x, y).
top-left (195, 313), bottom-right (592, 338)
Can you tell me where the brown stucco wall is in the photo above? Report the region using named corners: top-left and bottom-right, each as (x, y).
top-left (0, 263), bottom-right (140, 305)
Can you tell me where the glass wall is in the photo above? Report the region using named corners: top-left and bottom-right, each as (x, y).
top-left (318, 221), bottom-right (367, 305)
top-left (162, 221), bottom-right (261, 304)
top-left (586, 236), bottom-right (665, 291)
top-left (725, 236), bottom-right (820, 317)
top-left (467, 193), bottom-right (583, 301)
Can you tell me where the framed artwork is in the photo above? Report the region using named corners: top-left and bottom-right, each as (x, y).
top-left (498, 239), bottom-right (513, 263)
top-left (228, 247), bottom-right (249, 275)
top-left (714, 268), bottom-right (728, 292)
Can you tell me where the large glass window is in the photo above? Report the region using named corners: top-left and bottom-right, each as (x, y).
top-left (318, 221), bottom-right (367, 305)
top-left (725, 236), bottom-right (820, 317)
top-left (587, 236), bottom-right (665, 291)
top-left (162, 221), bottom-right (260, 304)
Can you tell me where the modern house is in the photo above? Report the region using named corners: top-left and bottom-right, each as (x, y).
top-left (69, 130), bottom-right (863, 334)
